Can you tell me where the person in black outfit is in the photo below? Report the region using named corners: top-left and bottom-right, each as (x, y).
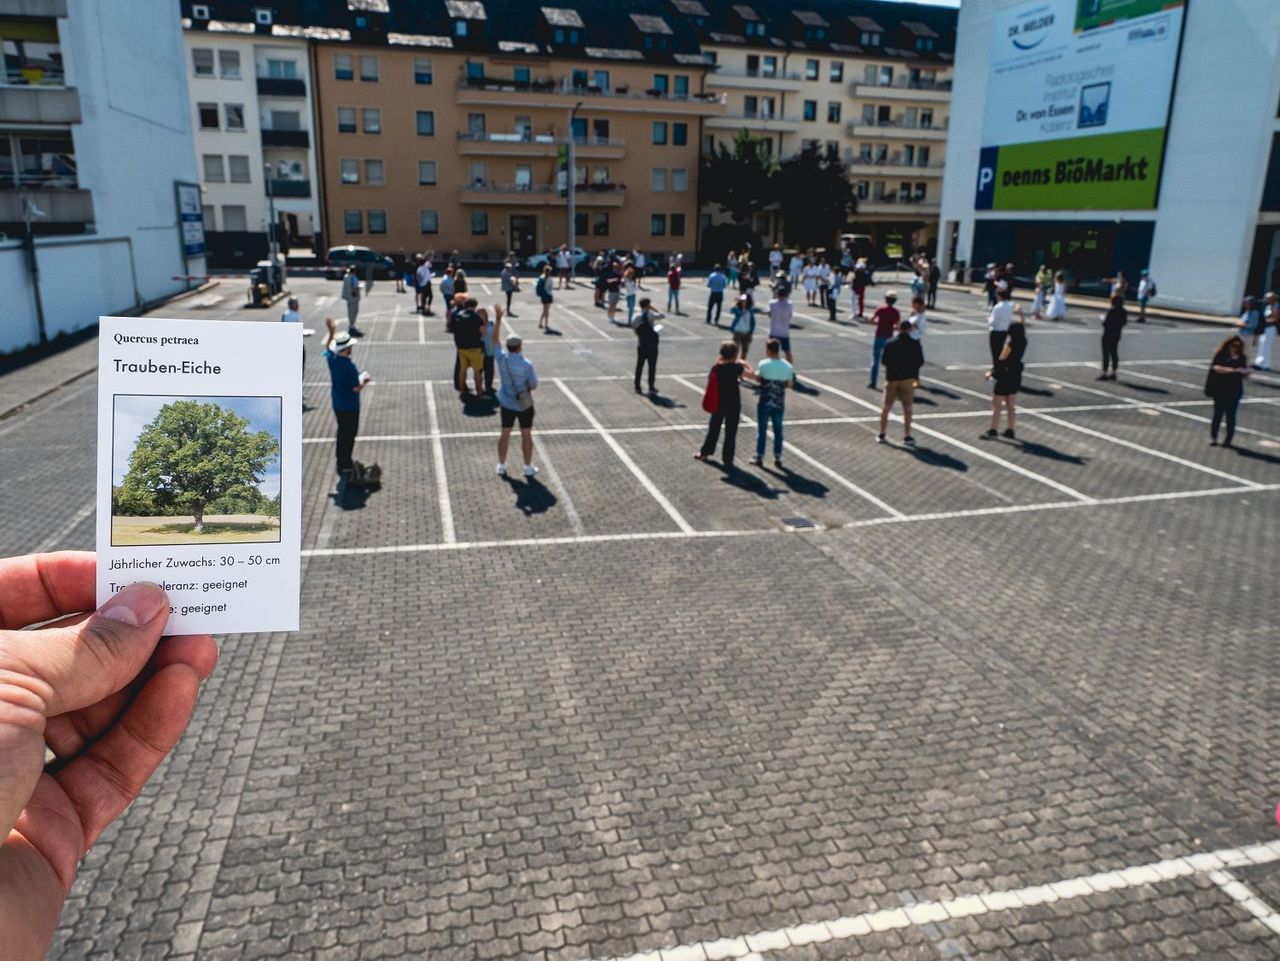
top-left (633, 298), bottom-right (663, 394)
top-left (1099, 294), bottom-right (1127, 380)
top-left (452, 298), bottom-right (486, 398)
top-left (926, 259), bottom-right (940, 308)
top-left (878, 319), bottom-right (925, 444)
top-left (695, 341), bottom-right (754, 470)
top-left (739, 261), bottom-right (759, 311)
top-left (984, 321), bottom-right (1026, 440)
top-left (1206, 335), bottom-right (1251, 447)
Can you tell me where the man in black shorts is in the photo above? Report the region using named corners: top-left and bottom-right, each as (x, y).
top-left (495, 333), bottom-right (539, 479)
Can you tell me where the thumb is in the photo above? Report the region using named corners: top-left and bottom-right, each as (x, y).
top-left (0, 583), bottom-right (169, 836)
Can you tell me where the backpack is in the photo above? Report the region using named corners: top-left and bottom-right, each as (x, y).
top-left (535, 275), bottom-right (547, 298)
top-left (348, 460), bottom-right (382, 490)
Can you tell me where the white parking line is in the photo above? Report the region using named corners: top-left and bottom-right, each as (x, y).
top-left (31, 501), bottom-right (94, 553)
top-left (668, 375), bottom-right (905, 518)
top-left (423, 383), bottom-right (457, 543)
top-left (573, 839), bottom-right (1280, 961)
top-left (532, 435), bottom-right (585, 536)
top-left (555, 379), bottom-right (694, 533)
top-left (800, 376), bottom-right (1095, 503)
top-left (555, 303), bottom-right (617, 340)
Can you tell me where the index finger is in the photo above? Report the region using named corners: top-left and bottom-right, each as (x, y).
top-left (0, 552), bottom-right (96, 631)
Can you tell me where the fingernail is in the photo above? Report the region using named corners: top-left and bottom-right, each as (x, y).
top-left (98, 583), bottom-right (167, 626)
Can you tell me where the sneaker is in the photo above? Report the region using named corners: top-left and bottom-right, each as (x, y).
top-left (349, 326), bottom-right (365, 337)
top-left (774, 458), bottom-right (783, 468)
top-left (496, 464), bottom-right (507, 477)
top-left (983, 429), bottom-right (998, 439)
top-left (1002, 428), bottom-right (1016, 439)
top-left (749, 457), bottom-right (763, 466)
top-left (904, 436), bottom-right (916, 446)
top-left (877, 433), bottom-right (886, 444)
top-left (523, 464), bottom-right (539, 478)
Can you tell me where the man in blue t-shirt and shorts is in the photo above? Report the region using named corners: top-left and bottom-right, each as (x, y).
top-left (495, 329), bottom-right (539, 479)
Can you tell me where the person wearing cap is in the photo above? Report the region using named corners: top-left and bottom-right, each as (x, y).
top-left (495, 328), bottom-right (539, 478)
top-left (1136, 268), bottom-right (1156, 323)
top-left (323, 317), bottom-right (367, 480)
top-left (866, 291), bottom-right (901, 390)
top-left (878, 318), bottom-right (924, 445)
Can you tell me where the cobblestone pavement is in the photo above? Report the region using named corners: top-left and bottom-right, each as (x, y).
top-left (3, 273), bottom-right (1276, 960)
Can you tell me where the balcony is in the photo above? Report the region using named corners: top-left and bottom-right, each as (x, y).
top-left (855, 194), bottom-right (940, 216)
top-left (849, 78), bottom-right (953, 103)
top-left (0, 0), bottom-right (67, 13)
top-left (260, 128), bottom-right (309, 148)
top-left (457, 182), bottom-right (627, 207)
top-left (256, 76), bottom-right (306, 97)
top-left (705, 111), bottom-right (801, 133)
top-left (843, 153), bottom-right (945, 177)
top-left (0, 85), bottom-right (80, 124)
top-left (0, 187), bottom-right (93, 224)
top-left (706, 67), bottom-right (804, 92)
top-left (267, 178), bottom-right (310, 198)
top-left (456, 76), bottom-right (725, 116)
top-left (456, 132), bottom-right (626, 159)
top-left (844, 118), bottom-right (949, 141)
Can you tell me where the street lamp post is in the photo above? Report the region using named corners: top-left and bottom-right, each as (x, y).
top-left (566, 100), bottom-right (582, 285)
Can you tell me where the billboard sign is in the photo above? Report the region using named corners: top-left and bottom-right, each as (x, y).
top-left (975, 0), bottom-right (1186, 210)
top-left (175, 181), bottom-right (206, 259)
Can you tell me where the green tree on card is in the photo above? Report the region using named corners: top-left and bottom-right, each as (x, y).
top-left (122, 400), bottom-right (279, 533)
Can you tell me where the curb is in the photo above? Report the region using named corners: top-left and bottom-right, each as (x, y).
top-left (936, 282), bottom-right (1236, 327)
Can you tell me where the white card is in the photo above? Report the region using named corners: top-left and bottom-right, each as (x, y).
top-left (97, 316), bottom-right (302, 634)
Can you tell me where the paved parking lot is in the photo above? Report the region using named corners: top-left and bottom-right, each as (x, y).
top-left (6, 273), bottom-right (1278, 960)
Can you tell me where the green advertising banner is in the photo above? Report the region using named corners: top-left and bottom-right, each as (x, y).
top-left (1075, 0), bottom-right (1185, 32)
top-left (988, 128), bottom-right (1166, 210)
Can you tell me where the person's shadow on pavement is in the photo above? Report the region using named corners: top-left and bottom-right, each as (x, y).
top-left (503, 477), bottom-right (557, 515)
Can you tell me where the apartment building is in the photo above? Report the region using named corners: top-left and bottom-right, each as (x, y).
top-left (1, 0), bottom-right (203, 353)
top-left (676, 0), bottom-right (956, 257)
top-left (183, 8), bottom-right (323, 265)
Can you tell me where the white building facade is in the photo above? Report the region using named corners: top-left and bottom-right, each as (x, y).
top-left (937, 0), bottom-right (1280, 314)
top-left (183, 12), bottom-right (321, 266)
top-left (0, 0), bottom-right (205, 354)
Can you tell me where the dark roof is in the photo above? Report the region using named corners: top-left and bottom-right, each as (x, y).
top-left (732, 4), bottom-right (761, 22)
top-left (541, 6), bottom-right (585, 26)
top-left (671, 0), bottom-right (709, 15)
top-left (793, 10), bottom-right (828, 27)
top-left (849, 15), bottom-right (882, 32)
top-left (902, 20), bottom-right (938, 37)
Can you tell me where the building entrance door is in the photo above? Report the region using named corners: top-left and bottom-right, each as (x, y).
top-left (510, 215), bottom-right (537, 258)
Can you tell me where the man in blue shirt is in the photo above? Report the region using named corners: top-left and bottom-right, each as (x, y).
top-left (495, 326), bottom-right (539, 479)
top-left (751, 338), bottom-right (795, 468)
top-left (323, 318), bottom-right (367, 477)
top-left (705, 264), bottom-right (728, 326)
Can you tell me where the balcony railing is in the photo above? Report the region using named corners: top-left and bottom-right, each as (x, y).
top-left (843, 152), bottom-right (945, 170)
top-left (709, 67), bottom-right (803, 81)
top-left (256, 76), bottom-right (306, 97)
top-left (457, 74), bottom-right (724, 105)
top-left (846, 118), bottom-right (949, 136)
top-left (860, 193), bottom-right (935, 206)
top-left (3, 64), bottom-right (65, 87)
top-left (854, 77), bottom-right (953, 93)
top-left (266, 178), bottom-right (310, 197)
top-left (459, 182), bottom-right (627, 196)
top-left (456, 132), bottom-right (627, 148)
top-left (260, 128), bottom-right (310, 147)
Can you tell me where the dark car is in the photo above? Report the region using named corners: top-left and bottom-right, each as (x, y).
top-left (326, 245), bottom-right (395, 280)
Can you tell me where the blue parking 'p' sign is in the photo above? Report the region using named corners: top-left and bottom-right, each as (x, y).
top-left (975, 146), bottom-right (999, 210)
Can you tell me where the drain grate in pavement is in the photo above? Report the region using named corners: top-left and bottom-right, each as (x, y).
top-left (776, 515), bottom-right (818, 531)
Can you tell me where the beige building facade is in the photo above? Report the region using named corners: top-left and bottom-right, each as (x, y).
top-left (313, 46), bottom-right (723, 260)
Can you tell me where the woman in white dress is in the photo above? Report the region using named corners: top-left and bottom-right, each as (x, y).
top-left (803, 262), bottom-right (819, 306)
top-left (1045, 270), bottom-right (1068, 321)
top-left (1030, 264), bottom-right (1049, 317)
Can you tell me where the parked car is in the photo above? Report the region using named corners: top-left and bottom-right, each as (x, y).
top-left (326, 245), bottom-right (395, 280)
top-left (525, 246), bottom-right (588, 272)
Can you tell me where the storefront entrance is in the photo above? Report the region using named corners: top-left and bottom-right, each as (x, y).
top-left (509, 215), bottom-right (537, 259)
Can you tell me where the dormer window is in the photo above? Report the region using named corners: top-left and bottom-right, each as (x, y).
top-left (455, 21), bottom-right (468, 36)
top-left (192, 4), bottom-right (210, 19)
top-left (253, 7), bottom-right (272, 25)
top-left (916, 36), bottom-right (935, 51)
top-left (446, 0), bottom-right (486, 39)
top-left (862, 31), bottom-right (881, 46)
top-left (851, 16), bottom-right (883, 48)
top-left (746, 22), bottom-right (765, 38)
top-left (552, 27), bottom-right (581, 45)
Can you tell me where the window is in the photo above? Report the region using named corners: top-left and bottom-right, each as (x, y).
top-left (470, 211), bottom-right (488, 235)
top-left (591, 165), bottom-right (609, 185)
top-left (572, 68), bottom-right (588, 89)
top-left (365, 159), bottom-right (384, 186)
top-left (921, 109), bottom-right (934, 128)
top-left (753, 212), bottom-right (769, 236)
top-left (830, 61), bottom-right (843, 83)
top-left (745, 21), bottom-right (765, 38)
top-left (651, 168), bottom-right (667, 191)
top-left (762, 55), bottom-right (777, 78)
top-left (593, 69), bottom-right (609, 90)
top-left (414, 57), bottom-right (433, 84)
top-left (254, 7), bottom-right (272, 25)
top-left (202, 205), bottom-right (215, 230)
top-left (340, 158), bottom-right (359, 184)
top-left (359, 55), bottom-right (378, 82)
top-left (266, 58), bottom-right (297, 79)
top-left (918, 146), bottom-right (931, 166)
top-left (334, 54), bottom-right (353, 81)
top-left (420, 210), bottom-right (439, 234)
top-left (218, 50), bottom-right (240, 79)
top-left (198, 102), bottom-right (219, 129)
top-left (553, 27), bottom-right (581, 44)
top-left (652, 121), bottom-right (667, 145)
top-left (337, 107), bottom-right (356, 133)
top-left (418, 160), bottom-right (437, 185)
top-left (343, 209), bottom-right (363, 233)
top-left (653, 73), bottom-right (668, 94)
top-left (674, 76), bottom-right (689, 97)
top-left (416, 110), bottom-right (435, 136)
top-left (514, 65), bottom-right (531, 84)
top-left (514, 163), bottom-right (532, 189)
top-left (855, 180), bottom-right (869, 199)
top-left (827, 102), bottom-right (841, 123)
top-left (455, 20), bottom-right (468, 37)
top-left (221, 205), bottom-right (247, 231)
top-left (192, 48), bottom-right (213, 77)
top-left (192, 4), bottom-right (210, 19)
top-left (880, 65), bottom-right (894, 86)
top-left (670, 168), bottom-right (688, 192)
top-left (269, 109), bottom-right (301, 131)
top-left (744, 95), bottom-right (758, 116)
top-left (224, 103), bottom-right (245, 131)
top-left (592, 118), bottom-right (610, 140)
top-left (362, 108), bottom-right (381, 134)
top-left (467, 113), bottom-right (486, 136)
top-left (673, 123), bottom-right (687, 146)
top-left (591, 212), bottom-right (609, 236)
top-left (650, 213), bottom-right (666, 236)
top-left (468, 161), bottom-right (487, 184)
top-left (670, 213), bottom-right (686, 237)
top-left (466, 61), bottom-right (484, 80)
top-left (915, 36), bottom-right (935, 52)
top-left (860, 31), bottom-right (882, 47)
top-left (228, 155), bottom-right (250, 183)
top-left (574, 211), bottom-right (588, 235)
top-left (805, 59), bottom-right (819, 81)
top-left (803, 100), bottom-right (817, 122)
top-left (368, 209), bottom-right (387, 233)
top-left (202, 154), bottom-right (224, 182)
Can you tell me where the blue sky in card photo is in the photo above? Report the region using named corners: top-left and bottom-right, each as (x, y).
top-left (113, 395), bottom-right (282, 497)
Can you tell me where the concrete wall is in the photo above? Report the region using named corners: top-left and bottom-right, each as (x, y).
top-left (937, 0), bottom-right (1280, 315)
